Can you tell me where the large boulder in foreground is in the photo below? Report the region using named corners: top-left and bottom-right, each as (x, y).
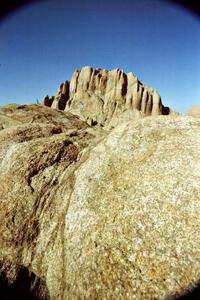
top-left (42, 66), bottom-right (170, 126)
top-left (0, 104), bottom-right (200, 299)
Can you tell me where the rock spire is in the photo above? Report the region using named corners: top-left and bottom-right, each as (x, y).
top-left (42, 66), bottom-right (170, 126)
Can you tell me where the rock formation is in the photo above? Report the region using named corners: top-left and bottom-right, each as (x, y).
top-left (187, 105), bottom-right (200, 117)
top-left (42, 66), bottom-right (170, 126)
top-left (41, 95), bottom-right (54, 107)
top-left (0, 102), bottom-right (200, 300)
top-left (42, 80), bottom-right (70, 111)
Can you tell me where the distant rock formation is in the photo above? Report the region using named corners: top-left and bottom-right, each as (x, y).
top-left (187, 105), bottom-right (200, 117)
top-left (42, 80), bottom-right (70, 110)
top-left (42, 66), bottom-right (170, 126)
top-left (42, 95), bottom-right (54, 107)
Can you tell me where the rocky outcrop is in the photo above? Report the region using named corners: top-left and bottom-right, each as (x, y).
top-left (187, 105), bottom-right (200, 117)
top-left (42, 81), bottom-right (70, 111)
top-left (0, 104), bottom-right (200, 299)
top-left (51, 81), bottom-right (70, 110)
top-left (42, 67), bottom-right (170, 126)
top-left (41, 95), bottom-right (54, 107)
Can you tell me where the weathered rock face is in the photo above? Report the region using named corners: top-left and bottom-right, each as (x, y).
top-left (0, 104), bottom-right (104, 299)
top-left (0, 103), bottom-right (200, 299)
top-left (41, 95), bottom-right (54, 107)
top-left (42, 66), bottom-right (170, 126)
top-left (42, 81), bottom-right (70, 111)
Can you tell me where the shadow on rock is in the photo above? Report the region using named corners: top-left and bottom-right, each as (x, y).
top-left (0, 265), bottom-right (50, 300)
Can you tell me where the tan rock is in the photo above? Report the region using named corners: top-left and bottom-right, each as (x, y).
top-left (51, 80), bottom-right (70, 110)
top-left (187, 105), bottom-right (200, 117)
top-left (0, 104), bottom-right (199, 299)
top-left (65, 67), bottom-right (165, 126)
top-left (42, 67), bottom-right (170, 126)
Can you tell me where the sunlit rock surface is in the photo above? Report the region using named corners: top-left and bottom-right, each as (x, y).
top-left (0, 104), bottom-right (200, 299)
top-left (42, 66), bottom-right (170, 127)
top-left (187, 105), bottom-right (200, 117)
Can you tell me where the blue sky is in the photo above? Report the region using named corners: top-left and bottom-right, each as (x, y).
top-left (0, 0), bottom-right (200, 113)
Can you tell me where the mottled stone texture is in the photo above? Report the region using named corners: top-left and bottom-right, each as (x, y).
top-left (0, 104), bottom-right (200, 299)
top-left (187, 105), bottom-right (200, 117)
top-left (42, 66), bottom-right (170, 126)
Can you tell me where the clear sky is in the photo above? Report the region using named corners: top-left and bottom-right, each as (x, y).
top-left (0, 0), bottom-right (200, 113)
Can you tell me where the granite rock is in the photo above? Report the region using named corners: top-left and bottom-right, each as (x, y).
top-left (187, 105), bottom-right (200, 117)
top-left (42, 67), bottom-right (170, 126)
top-left (0, 104), bottom-right (200, 299)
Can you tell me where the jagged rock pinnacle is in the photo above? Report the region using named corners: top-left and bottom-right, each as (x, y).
top-left (42, 66), bottom-right (170, 126)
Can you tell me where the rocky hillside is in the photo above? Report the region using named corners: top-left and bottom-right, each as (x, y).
top-left (187, 105), bottom-right (200, 117)
top-left (0, 102), bottom-right (200, 300)
top-left (42, 66), bottom-right (170, 127)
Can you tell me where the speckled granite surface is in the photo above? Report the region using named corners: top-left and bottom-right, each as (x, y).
top-left (0, 105), bottom-right (199, 299)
